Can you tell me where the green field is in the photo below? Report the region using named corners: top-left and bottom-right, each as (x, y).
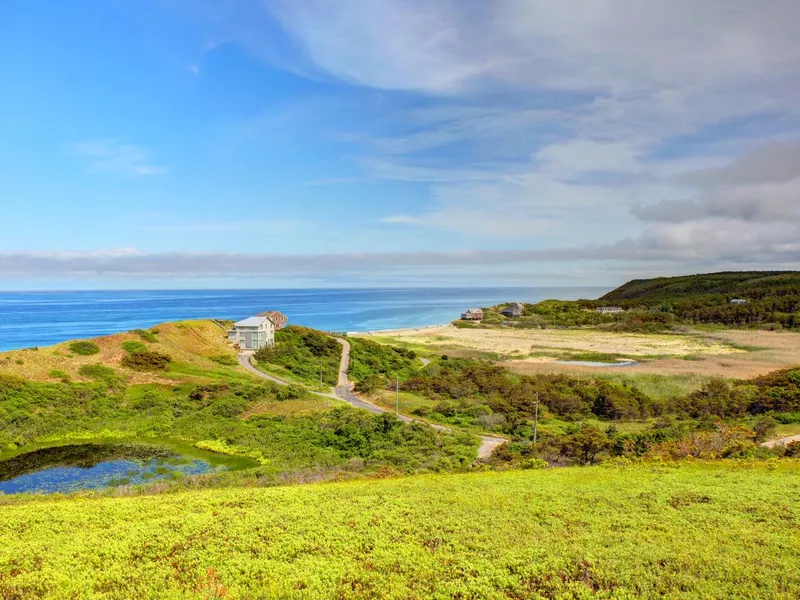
top-left (1, 462), bottom-right (798, 599)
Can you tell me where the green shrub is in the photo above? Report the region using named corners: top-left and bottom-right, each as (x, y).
top-left (210, 355), bottom-right (238, 366)
top-left (121, 341), bottom-right (148, 354)
top-left (210, 397), bottom-right (249, 418)
top-left (348, 338), bottom-right (417, 385)
top-left (254, 326), bottom-right (340, 386)
top-left (48, 369), bottom-right (71, 382)
top-left (78, 364), bottom-right (119, 381)
top-left (120, 350), bottom-right (172, 371)
top-left (133, 329), bottom-right (158, 343)
top-left (276, 384), bottom-right (307, 401)
top-left (69, 341), bottom-right (100, 356)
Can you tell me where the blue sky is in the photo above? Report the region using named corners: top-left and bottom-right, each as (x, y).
top-left (1, 0), bottom-right (799, 289)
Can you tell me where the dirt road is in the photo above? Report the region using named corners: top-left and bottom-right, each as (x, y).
top-left (761, 434), bottom-right (800, 449)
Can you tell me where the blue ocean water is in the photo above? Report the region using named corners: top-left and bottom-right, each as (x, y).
top-left (0, 287), bottom-right (608, 351)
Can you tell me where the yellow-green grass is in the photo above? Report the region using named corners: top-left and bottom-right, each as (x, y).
top-left (1, 462), bottom-right (798, 598)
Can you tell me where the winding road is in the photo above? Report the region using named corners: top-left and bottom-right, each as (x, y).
top-left (238, 340), bottom-right (504, 458)
top-left (761, 434), bottom-right (800, 449)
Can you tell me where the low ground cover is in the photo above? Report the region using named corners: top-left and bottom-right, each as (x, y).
top-left (1, 462), bottom-right (798, 599)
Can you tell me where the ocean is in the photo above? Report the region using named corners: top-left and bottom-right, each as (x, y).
top-left (0, 287), bottom-right (608, 352)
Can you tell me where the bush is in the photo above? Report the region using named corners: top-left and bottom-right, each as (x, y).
top-left (120, 350), bottom-right (172, 371)
top-left (48, 369), bottom-right (71, 383)
top-left (348, 338), bottom-right (418, 384)
top-left (354, 374), bottom-right (388, 394)
top-left (121, 341), bottom-right (148, 354)
top-left (785, 441), bottom-right (800, 457)
top-left (210, 355), bottom-right (238, 366)
top-left (276, 384), bottom-right (307, 401)
top-left (69, 341), bottom-right (100, 356)
top-left (133, 329), bottom-right (158, 343)
top-left (753, 415), bottom-right (778, 442)
top-left (254, 326), bottom-right (340, 386)
top-left (78, 364), bottom-right (119, 382)
top-left (560, 425), bottom-right (609, 465)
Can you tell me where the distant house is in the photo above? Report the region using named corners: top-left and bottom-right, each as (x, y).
top-left (500, 302), bottom-right (525, 318)
top-left (228, 316), bottom-right (275, 351)
top-left (257, 310), bottom-right (288, 330)
top-left (596, 306), bottom-right (625, 315)
top-left (729, 299), bottom-right (748, 305)
top-left (461, 308), bottom-right (484, 321)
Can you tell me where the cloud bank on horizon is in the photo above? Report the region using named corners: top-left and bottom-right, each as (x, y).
top-left (1, 0), bottom-right (798, 288)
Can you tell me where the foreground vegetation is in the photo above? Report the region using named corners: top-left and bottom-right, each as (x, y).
top-left (1, 462), bottom-right (798, 598)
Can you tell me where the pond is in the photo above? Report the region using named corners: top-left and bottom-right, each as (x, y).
top-left (555, 359), bottom-right (639, 367)
top-left (0, 441), bottom-right (258, 495)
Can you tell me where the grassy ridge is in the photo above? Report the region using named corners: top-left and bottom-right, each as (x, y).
top-left (602, 271), bottom-right (800, 301)
top-left (1, 463), bottom-right (798, 598)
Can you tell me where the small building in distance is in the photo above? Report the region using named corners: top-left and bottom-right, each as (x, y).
top-left (596, 306), bottom-right (625, 315)
top-left (500, 302), bottom-right (525, 318)
top-left (729, 299), bottom-right (748, 305)
top-left (257, 310), bottom-right (288, 330)
top-left (228, 316), bottom-right (275, 351)
top-left (461, 308), bottom-right (484, 321)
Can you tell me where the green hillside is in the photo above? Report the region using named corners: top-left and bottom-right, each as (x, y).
top-left (2, 463), bottom-right (798, 599)
top-left (601, 271), bottom-right (800, 301)
top-left (0, 321), bottom-right (478, 485)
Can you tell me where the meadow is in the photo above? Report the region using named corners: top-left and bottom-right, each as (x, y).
top-left (366, 325), bottom-right (800, 383)
top-left (1, 462), bottom-right (798, 599)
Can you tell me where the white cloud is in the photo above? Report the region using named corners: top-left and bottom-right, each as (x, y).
top-left (179, 1), bottom-right (800, 275)
top-left (73, 140), bottom-right (166, 177)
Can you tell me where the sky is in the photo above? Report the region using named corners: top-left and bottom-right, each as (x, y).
top-left (1, 0), bottom-right (799, 289)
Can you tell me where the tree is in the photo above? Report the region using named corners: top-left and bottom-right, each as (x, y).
top-left (561, 425), bottom-right (609, 465)
top-left (753, 415), bottom-right (778, 443)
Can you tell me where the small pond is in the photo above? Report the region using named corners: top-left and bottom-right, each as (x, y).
top-left (556, 359), bottom-right (639, 368)
top-left (0, 441), bottom-right (258, 495)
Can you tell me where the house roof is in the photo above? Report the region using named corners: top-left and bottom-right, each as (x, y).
top-left (258, 310), bottom-right (286, 319)
top-left (234, 316), bottom-right (269, 327)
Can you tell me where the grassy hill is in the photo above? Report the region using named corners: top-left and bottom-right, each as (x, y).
top-left (0, 320), bottom-right (245, 385)
top-left (1, 462), bottom-right (798, 598)
top-left (601, 271), bottom-right (800, 301)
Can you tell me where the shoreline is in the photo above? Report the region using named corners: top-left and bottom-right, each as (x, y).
top-left (348, 323), bottom-right (451, 337)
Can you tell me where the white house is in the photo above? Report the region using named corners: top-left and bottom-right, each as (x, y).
top-left (596, 306), bottom-right (625, 315)
top-left (729, 299), bottom-right (748, 305)
top-left (228, 316), bottom-right (275, 351)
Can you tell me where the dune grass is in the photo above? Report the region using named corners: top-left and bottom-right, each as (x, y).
top-left (1, 462), bottom-right (798, 599)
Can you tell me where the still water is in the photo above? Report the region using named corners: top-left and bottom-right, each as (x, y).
top-left (0, 442), bottom-right (256, 495)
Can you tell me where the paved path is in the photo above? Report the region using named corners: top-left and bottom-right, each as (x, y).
top-left (761, 433), bottom-right (800, 449)
top-left (238, 341), bottom-right (505, 458)
top-left (237, 352), bottom-right (288, 385)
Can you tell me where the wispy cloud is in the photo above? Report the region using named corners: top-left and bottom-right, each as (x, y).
top-left (73, 140), bottom-right (166, 177)
top-left (2, 228), bottom-right (798, 280)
